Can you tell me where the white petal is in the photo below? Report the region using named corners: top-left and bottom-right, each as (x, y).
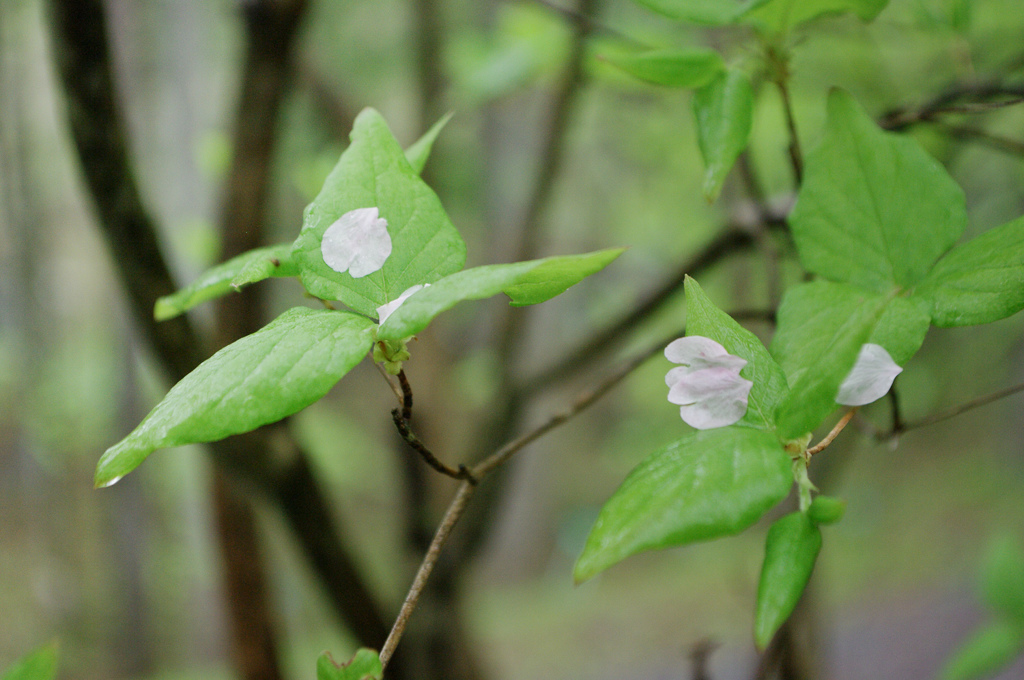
top-left (376, 284), bottom-right (429, 324)
top-left (836, 343), bottom-right (903, 406)
top-left (665, 336), bottom-right (731, 365)
top-left (667, 365), bottom-right (749, 405)
top-left (679, 377), bottom-right (751, 429)
top-left (321, 207), bottom-right (392, 278)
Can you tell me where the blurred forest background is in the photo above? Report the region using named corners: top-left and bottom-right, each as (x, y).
top-left (2, 0), bottom-right (1024, 679)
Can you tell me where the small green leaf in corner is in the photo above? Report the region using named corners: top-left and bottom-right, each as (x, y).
top-left (2, 642), bottom-right (58, 680)
top-left (316, 649), bottom-right (383, 680)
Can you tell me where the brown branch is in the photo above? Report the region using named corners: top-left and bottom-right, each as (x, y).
top-left (495, 0), bottom-right (601, 365)
top-left (876, 381), bottom-right (1024, 442)
top-left (880, 82), bottom-right (1024, 131)
top-left (379, 481), bottom-right (477, 668)
top-left (807, 408), bottom-right (857, 457)
top-left (392, 410), bottom-right (478, 483)
top-left (48, 3), bottom-right (405, 676)
top-left (520, 226), bottom-right (764, 396)
top-left (930, 120), bottom-right (1024, 157)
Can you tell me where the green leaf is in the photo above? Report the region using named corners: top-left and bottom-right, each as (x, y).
top-left (981, 534), bottom-right (1024, 623)
top-left (789, 89), bottom-right (966, 293)
top-left (693, 69), bottom-right (754, 202)
top-left (940, 620), bottom-right (1024, 680)
top-left (807, 495), bottom-right (846, 525)
top-left (377, 249), bottom-right (623, 340)
top-left (95, 308), bottom-right (375, 487)
top-left (154, 244), bottom-right (297, 321)
top-left (602, 48), bottom-right (724, 89)
top-left (291, 108), bottom-right (467, 317)
top-left (316, 649), bottom-right (383, 680)
top-left (504, 248), bottom-right (624, 307)
top-left (774, 292), bottom-right (890, 441)
top-left (2, 643), bottom-right (58, 680)
top-left (405, 112), bottom-right (454, 176)
top-left (744, 0), bottom-right (889, 32)
top-left (913, 215), bottom-right (1024, 327)
top-left (754, 511), bottom-right (822, 649)
top-left (631, 0), bottom-right (773, 25)
top-left (574, 427), bottom-right (791, 583)
top-left (684, 276), bottom-right (789, 430)
top-left (771, 281), bottom-right (930, 384)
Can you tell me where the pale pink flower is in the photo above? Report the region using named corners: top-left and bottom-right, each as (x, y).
top-left (665, 336), bottom-right (752, 429)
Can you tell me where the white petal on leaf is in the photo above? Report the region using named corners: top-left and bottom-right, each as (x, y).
top-left (321, 207), bottom-right (392, 278)
top-left (836, 343), bottom-right (903, 406)
top-left (376, 284), bottom-right (429, 324)
top-left (665, 335), bottom-right (752, 430)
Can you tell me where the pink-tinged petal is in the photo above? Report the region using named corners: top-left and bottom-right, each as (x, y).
top-left (679, 376), bottom-right (751, 429)
top-left (321, 207), bottom-right (393, 278)
top-left (665, 336), bottom-right (730, 365)
top-left (668, 365), bottom-right (749, 405)
top-left (376, 283), bottom-right (429, 324)
top-left (836, 343), bottom-right (903, 406)
top-left (664, 336), bottom-right (752, 429)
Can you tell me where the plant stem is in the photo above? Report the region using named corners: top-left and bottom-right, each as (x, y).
top-left (878, 381), bottom-right (1024, 441)
top-left (807, 408), bottom-right (857, 457)
top-left (379, 481), bottom-right (477, 668)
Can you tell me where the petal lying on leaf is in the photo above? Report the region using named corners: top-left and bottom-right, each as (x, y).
top-left (376, 283), bottom-right (429, 325)
top-left (836, 343), bottom-right (902, 406)
top-left (665, 336), bottom-right (752, 429)
top-left (321, 207), bottom-right (392, 278)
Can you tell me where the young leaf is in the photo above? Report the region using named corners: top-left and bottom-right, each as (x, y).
top-left (774, 292), bottom-right (890, 441)
top-left (504, 248), bottom-right (624, 306)
top-left (376, 249), bottom-right (623, 340)
top-left (744, 0), bottom-right (889, 32)
top-left (2, 643), bottom-right (58, 680)
top-left (754, 511), bottom-right (822, 649)
top-left (154, 244), bottom-right (297, 321)
top-left (789, 89), bottom-right (966, 293)
top-left (771, 281), bottom-right (929, 383)
top-left (602, 48), bottom-right (724, 89)
top-left (913, 214), bottom-right (1024, 327)
top-left (405, 112), bottom-right (454, 176)
top-left (693, 69), bottom-right (754, 202)
top-left (684, 276), bottom-right (789, 430)
top-left (291, 108), bottom-right (467, 317)
top-left (316, 649), bottom-right (383, 680)
top-left (95, 308), bottom-right (375, 487)
top-left (940, 620), bottom-right (1024, 680)
top-left (574, 427), bottom-right (791, 583)
top-left (807, 495), bottom-right (845, 525)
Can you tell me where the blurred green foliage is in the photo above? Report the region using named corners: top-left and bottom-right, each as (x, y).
top-left (1, 0), bottom-right (1023, 678)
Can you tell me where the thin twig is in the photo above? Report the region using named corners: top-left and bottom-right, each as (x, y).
top-left (379, 324), bottom-right (676, 671)
top-left (379, 481), bottom-right (477, 668)
top-left (881, 83), bottom-right (1024, 130)
top-left (931, 120), bottom-right (1024, 157)
top-left (389, 370), bottom-right (476, 482)
top-left (877, 381), bottom-right (1024, 442)
top-left (807, 408), bottom-right (857, 457)
top-left (391, 410), bottom-right (477, 483)
top-left (397, 369), bottom-right (414, 422)
top-left (520, 227), bottom-right (765, 397)
top-left (777, 77), bottom-right (803, 185)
